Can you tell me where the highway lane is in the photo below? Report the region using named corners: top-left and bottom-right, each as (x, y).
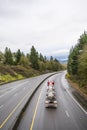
top-left (0, 73), bottom-right (54, 105)
top-left (0, 73), bottom-right (56, 130)
top-left (17, 72), bottom-right (87, 130)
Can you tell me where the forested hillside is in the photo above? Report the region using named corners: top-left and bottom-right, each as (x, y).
top-left (0, 46), bottom-right (63, 84)
top-left (67, 31), bottom-right (87, 94)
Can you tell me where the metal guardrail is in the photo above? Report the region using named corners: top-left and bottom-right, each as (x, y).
top-left (11, 72), bottom-right (60, 130)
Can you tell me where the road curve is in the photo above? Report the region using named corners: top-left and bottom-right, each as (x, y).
top-left (17, 71), bottom-right (87, 130)
top-left (0, 73), bottom-right (56, 130)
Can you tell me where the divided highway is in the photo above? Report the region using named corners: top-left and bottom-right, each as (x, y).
top-left (17, 71), bottom-right (87, 130)
top-left (0, 71), bottom-right (87, 130)
top-left (0, 73), bottom-right (56, 130)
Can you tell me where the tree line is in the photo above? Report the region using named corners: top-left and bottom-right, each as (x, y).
top-left (0, 46), bottom-right (63, 72)
top-left (67, 31), bottom-right (87, 87)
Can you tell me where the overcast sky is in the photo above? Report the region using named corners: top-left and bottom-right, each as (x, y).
top-left (0, 0), bottom-right (87, 56)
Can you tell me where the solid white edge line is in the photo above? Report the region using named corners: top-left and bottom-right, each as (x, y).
top-left (66, 89), bottom-right (87, 115)
top-left (65, 110), bottom-right (69, 117)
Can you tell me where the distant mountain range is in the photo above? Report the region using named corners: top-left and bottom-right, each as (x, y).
top-left (47, 52), bottom-right (69, 64)
top-left (54, 55), bottom-right (68, 64)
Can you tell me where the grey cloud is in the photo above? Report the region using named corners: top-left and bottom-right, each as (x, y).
top-left (0, 0), bottom-right (23, 18)
top-left (0, 0), bottom-right (87, 55)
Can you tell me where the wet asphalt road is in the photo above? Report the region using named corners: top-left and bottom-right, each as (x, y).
top-left (17, 72), bottom-right (87, 130)
top-left (0, 73), bottom-right (55, 130)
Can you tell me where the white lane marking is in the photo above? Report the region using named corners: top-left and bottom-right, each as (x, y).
top-left (61, 72), bottom-right (87, 115)
top-left (14, 93), bottom-right (18, 96)
top-left (61, 71), bottom-right (69, 90)
top-left (0, 105), bottom-right (3, 109)
top-left (12, 81), bottom-right (29, 91)
top-left (0, 81), bottom-right (29, 98)
top-left (65, 110), bottom-right (69, 117)
top-left (66, 89), bottom-right (87, 115)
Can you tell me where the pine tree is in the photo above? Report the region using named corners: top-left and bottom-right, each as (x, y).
top-left (4, 47), bottom-right (13, 65)
top-left (0, 51), bottom-right (5, 64)
top-left (16, 49), bottom-right (22, 64)
top-left (67, 32), bottom-right (87, 75)
top-left (30, 46), bottom-right (39, 69)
